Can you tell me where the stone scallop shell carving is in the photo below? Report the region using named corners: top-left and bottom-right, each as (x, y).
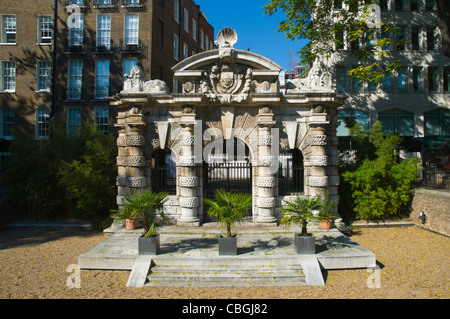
top-left (215, 27), bottom-right (238, 48)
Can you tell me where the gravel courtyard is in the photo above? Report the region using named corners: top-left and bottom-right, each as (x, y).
top-left (0, 225), bottom-right (448, 299)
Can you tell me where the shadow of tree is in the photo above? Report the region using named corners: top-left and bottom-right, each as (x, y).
top-left (250, 236), bottom-right (292, 251)
top-left (161, 237), bottom-right (218, 254)
top-left (0, 226), bottom-right (101, 251)
top-left (315, 234), bottom-right (360, 253)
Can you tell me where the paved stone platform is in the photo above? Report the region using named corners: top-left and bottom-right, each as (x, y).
top-left (78, 223), bottom-right (376, 286)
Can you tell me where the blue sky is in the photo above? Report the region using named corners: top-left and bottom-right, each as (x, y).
top-left (194, 0), bottom-right (308, 71)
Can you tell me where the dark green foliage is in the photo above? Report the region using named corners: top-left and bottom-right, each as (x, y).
top-left (0, 119), bottom-right (117, 228)
top-left (58, 122), bottom-right (118, 228)
top-left (340, 121), bottom-right (419, 223)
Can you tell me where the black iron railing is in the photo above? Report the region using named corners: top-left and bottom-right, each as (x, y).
top-left (278, 166), bottom-right (304, 195)
top-left (205, 161), bottom-right (252, 196)
top-left (119, 38), bottom-right (141, 53)
top-left (421, 170), bottom-right (450, 190)
top-left (152, 165), bottom-right (176, 195)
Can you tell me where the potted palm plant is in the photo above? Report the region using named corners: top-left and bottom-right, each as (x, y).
top-left (203, 189), bottom-right (252, 256)
top-left (110, 206), bottom-right (139, 230)
top-left (121, 189), bottom-right (168, 255)
top-left (317, 192), bottom-right (336, 230)
top-left (279, 194), bottom-right (321, 255)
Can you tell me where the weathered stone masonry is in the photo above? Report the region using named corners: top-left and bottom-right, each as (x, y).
top-left (111, 28), bottom-right (346, 226)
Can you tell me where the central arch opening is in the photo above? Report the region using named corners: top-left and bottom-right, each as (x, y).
top-left (151, 148), bottom-right (176, 195)
top-left (203, 137), bottom-right (252, 199)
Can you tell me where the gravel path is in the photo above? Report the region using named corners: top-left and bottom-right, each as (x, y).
top-left (0, 225), bottom-right (448, 299)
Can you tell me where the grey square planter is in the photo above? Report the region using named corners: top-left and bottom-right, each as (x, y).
top-left (138, 234), bottom-right (160, 256)
top-left (219, 236), bottom-right (237, 256)
top-left (294, 234), bottom-right (315, 255)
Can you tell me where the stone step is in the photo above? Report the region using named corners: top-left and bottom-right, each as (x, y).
top-left (145, 262), bottom-right (306, 287)
top-left (151, 255), bottom-right (301, 267)
top-left (150, 264), bottom-right (303, 273)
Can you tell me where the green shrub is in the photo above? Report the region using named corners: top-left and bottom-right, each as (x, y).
top-left (0, 118), bottom-right (117, 228)
top-left (342, 121), bottom-right (419, 221)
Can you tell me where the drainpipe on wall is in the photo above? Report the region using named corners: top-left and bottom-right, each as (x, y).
top-left (50, 0), bottom-right (58, 120)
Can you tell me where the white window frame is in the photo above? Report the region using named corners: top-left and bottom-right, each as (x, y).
top-left (69, 14), bottom-right (84, 47)
top-left (184, 9), bottom-right (189, 32)
top-left (95, 59), bottom-right (110, 100)
top-left (35, 108), bottom-right (50, 139)
top-left (174, 0), bottom-right (180, 23)
top-left (37, 15), bottom-right (52, 45)
top-left (192, 19), bottom-right (197, 41)
top-left (37, 61), bottom-right (52, 92)
top-left (0, 109), bottom-right (15, 139)
top-left (94, 107), bottom-right (109, 133)
top-left (200, 29), bottom-right (204, 50)
top-left (1, 61), bottom-right (16, 93)
top-left (124, 14), bottom-right (139, 45)
top-left (67, 60), bottom-right (83, 100)
top-left (173, 34), bottom-right (179, 60)
top-left (183, 43), bottom-right (188, 59)
top-left (67, 107), bottom-right (81, 137)
top-left (1, 15), bottom-right (16, 44)
top-left (97, 15), bottom-right (111, 50)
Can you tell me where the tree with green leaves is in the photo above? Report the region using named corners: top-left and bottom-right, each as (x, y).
top-left (342, 121), bottom-right (419, 221)
top-left (264, 0), bottom-right (405, 82)
top-left (0, 118), bottom-right (118, 228)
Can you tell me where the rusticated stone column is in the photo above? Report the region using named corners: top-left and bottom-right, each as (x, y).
top-left (115, 107), bottom-right (147, 208)
top-left (116, 126), bottom-right (129, 208)
top-left (308, 105), bottom-right (329, 198)
top-left (177, 105), bottom-right (200, 226)
top-left (327, 108), bottom-right (340, 217)
top-left (255, 105), bottom-right (277, 225)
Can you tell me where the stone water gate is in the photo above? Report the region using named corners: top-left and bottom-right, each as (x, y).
top-left (110, 27), bottom-right (346, 226)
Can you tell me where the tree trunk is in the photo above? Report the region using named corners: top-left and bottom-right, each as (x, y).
top-left (226, 224), bottom-right (232, 238)
top-left (300, 220), bottom-right (308, 236)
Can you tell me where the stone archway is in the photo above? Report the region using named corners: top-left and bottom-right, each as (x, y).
top-left (111, 27), bottom-right (346, 226)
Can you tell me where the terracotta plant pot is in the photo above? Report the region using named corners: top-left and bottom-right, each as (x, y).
top-left (125, 217), bottom-right (139, 230)
top-left (319, 218), bottom-right (333, 230)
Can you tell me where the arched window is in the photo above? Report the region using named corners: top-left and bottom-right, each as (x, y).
top-left (279, 148), bottom-right (304, 195)
top-left (378, 109), bottom-right (414, 136)
top-left (151, 148), bottom-right (176, 194)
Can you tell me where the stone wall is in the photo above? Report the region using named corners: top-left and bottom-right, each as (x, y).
top-left (410, 188), bottom-right (450, 236)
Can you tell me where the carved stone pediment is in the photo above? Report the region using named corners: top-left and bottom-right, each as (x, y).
top-left (173, 27), bottom-right (282, 104)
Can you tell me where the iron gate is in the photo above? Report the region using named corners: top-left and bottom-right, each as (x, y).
top-left (204, 161), bottom-right (252, 199)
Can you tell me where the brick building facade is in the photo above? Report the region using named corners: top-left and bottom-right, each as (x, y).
top-left (0, 0), bottom-right (214, 142)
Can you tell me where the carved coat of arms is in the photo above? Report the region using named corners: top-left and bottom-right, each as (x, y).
top-left (201, 63), bottom-right (252, 103)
